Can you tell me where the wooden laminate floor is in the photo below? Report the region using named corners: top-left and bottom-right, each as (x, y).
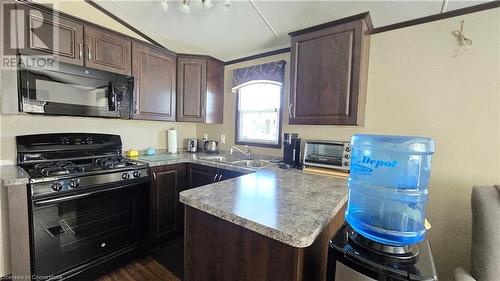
top-left (96, 256), bottom-right (181, 281)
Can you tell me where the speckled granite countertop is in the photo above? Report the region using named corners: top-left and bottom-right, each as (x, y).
top-left (135, 150), bottom-right (262, 174)
top-left (179, 165), bottom-right (348, 248)
top-left (139, 150), bottom-right (347, 248)
top-left (1, 165), bottom-right (30, 186)
top-left (1, 150), bottom-right (348, 248)
top-left (139, 150), bottom-right (348, 248)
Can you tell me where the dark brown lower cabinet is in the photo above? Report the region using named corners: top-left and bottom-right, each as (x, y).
top-left (219, 168), bottom-right (246, 181)
top-left (185, 204), bottom-right (347, 281)
top-left (187, 164), bottom-right (219, 188)
top-left (150, 163), bottom-right (248, 247)
top-left (187, 163), bottom-right (247, 189)
top-left (150, 164), bottom-right (187, 246)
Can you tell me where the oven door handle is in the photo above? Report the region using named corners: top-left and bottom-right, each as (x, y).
top-left (33, 184), bottom-right (136, 207)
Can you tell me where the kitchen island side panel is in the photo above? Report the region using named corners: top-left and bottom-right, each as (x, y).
top-left (184, 204), bottom-right (346, 281)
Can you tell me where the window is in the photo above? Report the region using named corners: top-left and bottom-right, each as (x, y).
top-left (236, 81), bottom-right (282, 148)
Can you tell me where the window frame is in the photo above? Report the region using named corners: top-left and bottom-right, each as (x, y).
top-left (234, 80), bottom-right (283, 149)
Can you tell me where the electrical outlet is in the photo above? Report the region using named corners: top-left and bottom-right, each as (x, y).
top-left (221, 134), bottom-right (226, 144)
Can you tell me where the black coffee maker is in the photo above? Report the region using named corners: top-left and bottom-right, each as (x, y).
top-left (282, 133), bottom-right (301, 168)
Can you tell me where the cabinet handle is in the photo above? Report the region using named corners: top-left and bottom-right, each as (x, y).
top-left (87, 46), bottom-right (91, 61)
top-left (213, 174), bottom-right (218, 182)
top-left (152, 172), bottom-right (157, 180)
top-left (217, 174), bottom-right (223, 181)
top-left (202, 106), bottom-right (205, 117)
top-left (288, 103), bottom-right (293, 118)
top-left (78, 44), bottom-right (82, 59)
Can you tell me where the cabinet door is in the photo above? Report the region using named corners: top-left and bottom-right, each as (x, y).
top-left (150, 164), bottom-right (186, 245)
top-left (132, 43), bottom-right (176, 121)
top-left (205, 59), bottom-right (225, 124)
top-left (289, 20), bottom-right (368, 125)
top-left (84, 26), bottom-right (131, 75)
top-left (25, 9), bottom-right (84, 65)
top-left (177, 57), bottom-right (207, 122)
top-left (218, 169), bottom-right (246, 181)
top-left (187, 164), bottom-right (218, 189)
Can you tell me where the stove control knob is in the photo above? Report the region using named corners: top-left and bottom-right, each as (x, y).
top-left (344, 154), bottom-right (350, 159)
top-left (343, 161), bottom-right (350, 167)
top-left (345, 146), bottom-right (351, 152)
top-left (51, 182), bottom-right (63, 191)
top-left (69, 180), bottom-right (79, 189)
top-left (122, 172), bottom-right (130, 180)
top-left (133, 171), bottom-right (141, 178)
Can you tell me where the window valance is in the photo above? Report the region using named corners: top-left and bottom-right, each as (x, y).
top-left (232, 60), bottom-right (286, 90)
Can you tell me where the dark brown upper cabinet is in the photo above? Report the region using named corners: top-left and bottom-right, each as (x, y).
top-left (177, 55), bottom-right (224, 123)
top-left (289, 13), bottom-right (371, 125)
top-left (23, 8), bottom-right (84, 65)
top-left (20, 4), bottom-right (132, 75)
top-left (84, 26), bottom-right (132, 75)
top-left (132, 42), bottom-right (176, 121)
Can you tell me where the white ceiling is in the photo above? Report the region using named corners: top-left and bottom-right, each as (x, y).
top-left (93, 0), bottom-right (493, 61)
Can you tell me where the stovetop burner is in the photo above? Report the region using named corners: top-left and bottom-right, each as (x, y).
top-left (21, 156), bottom-right (140, 180)
top-left (94, 156), bottom-right (128, 169)
top-left (35, 161), bottom-right (86, 177)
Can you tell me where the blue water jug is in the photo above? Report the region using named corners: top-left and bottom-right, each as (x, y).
top-left (345, 134), bottom-right (435, 246)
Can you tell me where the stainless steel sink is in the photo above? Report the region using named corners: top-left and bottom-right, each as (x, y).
top-left (230, 159), bottom-right (270, 168)
top-left (200, 156), bottom-right (228, 162)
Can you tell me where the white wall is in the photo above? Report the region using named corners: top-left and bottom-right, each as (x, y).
top-left (197, 8), bottom-right (500, 280)
top-left (0, 115), bottom-right (197, 160)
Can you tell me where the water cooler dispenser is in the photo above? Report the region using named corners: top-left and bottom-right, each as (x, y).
top-left (327, 134), bottom-right (438, 281)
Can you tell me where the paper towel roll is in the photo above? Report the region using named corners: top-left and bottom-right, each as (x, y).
top-left (167, 128), bottom-right (178, 154)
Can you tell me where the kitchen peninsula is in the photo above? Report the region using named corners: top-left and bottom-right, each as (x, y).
top-left (178, 159), bottom-right (348, 281)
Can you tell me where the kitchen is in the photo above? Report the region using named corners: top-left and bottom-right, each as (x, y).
top-left (1, 1), bottom-right (499, 281)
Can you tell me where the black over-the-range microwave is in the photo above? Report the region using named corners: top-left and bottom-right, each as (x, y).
top-left (17, 55), bottom-right (134, 119)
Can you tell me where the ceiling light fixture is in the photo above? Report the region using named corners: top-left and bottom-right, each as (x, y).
top-left (223, 0), bottom-right (232, 8)
top-left (180, 0), bottom-right (191, 14)
top-left (160, 0), bottom-right (168, 12)
top-left (203, 0), bottom-right (213, 9)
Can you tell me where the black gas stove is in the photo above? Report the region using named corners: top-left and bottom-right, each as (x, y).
top-left (12, 133), bottom-right (151, 280)
top-left (22, 156), bottom-right (138, 177)
top-left (17, 133), bottom-right (149, 198)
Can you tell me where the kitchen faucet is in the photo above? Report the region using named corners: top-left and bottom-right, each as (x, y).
top-left (230, 145), bottom-right (253, 159)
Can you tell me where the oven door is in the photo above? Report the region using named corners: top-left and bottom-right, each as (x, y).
top-left (18, 62), bottom-right (120, 118)
top-left (30, 182), bottom-right (149, 277)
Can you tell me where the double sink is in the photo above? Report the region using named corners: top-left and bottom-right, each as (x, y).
top-left (200, 155), bottom-right (271, 169)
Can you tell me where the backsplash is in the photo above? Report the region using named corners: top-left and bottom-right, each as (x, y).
top-left (0, 114), bottom-right (197, 161)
